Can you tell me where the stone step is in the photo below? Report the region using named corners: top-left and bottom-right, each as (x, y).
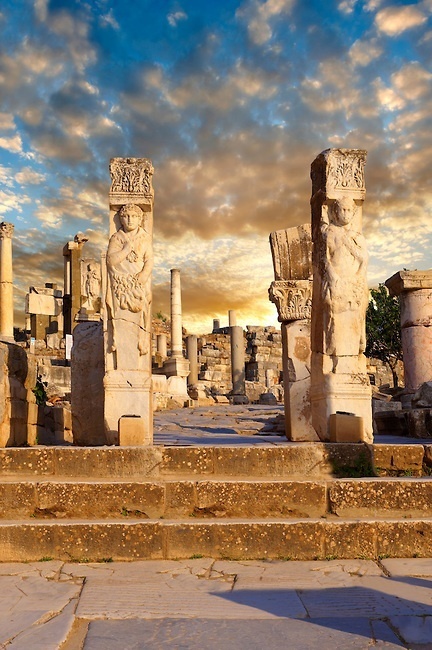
top-left (0, 442), bottom-right (428, 478)
top-left (0, 517), bottom-right (430, 562)
top-left (1, 477), bottom-right (432, 520)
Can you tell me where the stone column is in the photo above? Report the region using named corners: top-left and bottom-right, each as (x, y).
top-left (269, 224), bottom-right (318, 441)
top-left (228, 310), bottom-right (237, 327)
top-left (0, 223), bottom-right (14, 342)
top-left (170, 269), bottom-right (183, 358)
top-left (63, 233), bottom-right (88, 335)
top-left (156, 333), bottom-right (167, 358)
top-left (212, 319), bottom-right (220, 332)
top-left (103, 157), bottom-right (155, 445)
top-left (163, 269), bottom-right (190, 390)
top-left (385, 270), bottom-right (432, 393)
top-left (230, 325), bottom-right (247, 403)
top-left (310, 148), bottom-right (372, 442)
top-left (186, 335), bottom-right (198, 386)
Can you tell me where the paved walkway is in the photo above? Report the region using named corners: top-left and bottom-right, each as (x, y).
top-left (153, 403), bottom-right (427, 446)
top-left (1, 558), bottom-right (432, 648)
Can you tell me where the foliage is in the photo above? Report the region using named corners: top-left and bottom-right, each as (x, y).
top-left (155, 311), bottom-right (168, 322)
top-left (32, 376), bottom-right (47, 406)
top-left (366, 284), bottom-right (402, 387)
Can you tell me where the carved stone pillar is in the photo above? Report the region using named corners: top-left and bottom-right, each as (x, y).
top-left (156, 333), bottom-right (167, 358)
top-left (310, 148), bottom-right (372, 442)
top-left (103, 157), bottom-right (154, 444)
top-left (385, 270), bottom-right (432, 394)
top-left (269, 224), bottom-right (318, 441)
top-left (0, 223), bottom-right (14, 342)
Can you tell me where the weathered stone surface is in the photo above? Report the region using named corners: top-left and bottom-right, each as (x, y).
top-left (407, 408), bottom-right (432, 438)
top-left (376, 520), bottom-right (432, 558)
top-left (310, 149), bottom-right (372, 443)
top-left (72, 320), bottom-right (105, 445)
top-left (329, 478), bottom-right (432, 517)
top-left (372, 444), bottom-right (424, 476)
top-left (104, 161), bottom-right (154, 443)
top-left (161, 447), bottom-right (215, 476)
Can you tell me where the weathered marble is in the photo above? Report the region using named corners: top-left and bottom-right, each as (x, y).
top-left (230, 325), bottom-right (247, 403)
top-left (63, 233), bottom-right (87, 335)
top-left (0, 223), bottom-right (14, 342)
top-left (269, 224), bottom-right (317, 441)
top-left (386, 270), bottom-right (432, 391)
top-left (81, 259), bottom-right (102, 314)
top-left (170, 269), bottom-right (183, 358)
top-left (103, 158), bottom-right (154, 444)
top-left (186, 335), bottom-right (199, 386)
top-left (310, 149), bottom-right (372, 443)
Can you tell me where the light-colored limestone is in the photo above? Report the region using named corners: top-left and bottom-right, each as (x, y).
top-left (0, 222), bottom-right (14, 342)
top-left (170, 268), bottom-right (183, 358)
top-left (386, 269), bottom-right (432, 391)
top-left (156, 333), bottom-right (167, 358)
top-left (186, 335), bottom-right (198, 386)
top-left (310, 148), bottom-right (372, 442)
top-left (269, 224), bottom-right (317, 441)
top-left (80, 259), bottom-right (102, 314)
top-left (103, 158), bottom-right (154, 444)
top-left (230, 325), bottom-right (246, 401)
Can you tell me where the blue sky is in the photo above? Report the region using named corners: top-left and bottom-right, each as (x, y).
top-left (1, 0), bottom-right (432, 332)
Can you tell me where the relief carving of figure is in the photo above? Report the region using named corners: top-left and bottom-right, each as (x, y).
top-left (106, 204), bottom-right (152, 360)
top-left (321, 196), bottom-right (368, 360)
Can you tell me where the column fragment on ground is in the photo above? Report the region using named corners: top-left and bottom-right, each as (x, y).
top-left (385, 270), bottom-right (432, 393)
top-left (310, 148), bottom-right (372, 442)
top-left (269, 224), bottom-right (318, 441)
top-left (103, 157), bottom-right (154, 444)
top-left (0, 223), bottom-right (14, 342)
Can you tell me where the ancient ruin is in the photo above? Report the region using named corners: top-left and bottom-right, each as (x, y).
top-left (269, 224), bottom-right (318, 440)
top-left (310, 148), bottom-right (372, 442)
top-left (103, 157), bottom-right (155, 444)
top-left (0, 222), bottom-right (14, 343)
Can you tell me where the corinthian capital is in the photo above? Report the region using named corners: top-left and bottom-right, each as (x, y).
top-left (269, 280), bottom-right (312, 322)
top-left (0, 222), bottom-right (14, 239)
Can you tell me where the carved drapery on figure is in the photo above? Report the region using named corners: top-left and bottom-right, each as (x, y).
top-left (81, 260), bottom-right (102, 313)
top-left (321, 196), bottom-right (368, 358)
top-left (269, 280), bottom-right (312, 322)
top-left (106, 203), bottom-right (153, 364)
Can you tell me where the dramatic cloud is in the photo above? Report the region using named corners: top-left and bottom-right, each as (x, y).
top-left (375, 5), bottom-right (427, 36)
top-left (1, 0), bottom-right (432, 333)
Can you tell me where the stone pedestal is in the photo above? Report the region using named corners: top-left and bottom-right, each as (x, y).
top-left (103, 157), bottom-right (154, 444)
top-left (310, 148), bottom-right (372, 442)
top-left (0, 223), bottom-right (14, 342)
top-left (385, 270), bottom-right (432, 392)
top-left (269, 225), bottom-right (318, 441)
top-left (228, 310), bottom-right (237, 327)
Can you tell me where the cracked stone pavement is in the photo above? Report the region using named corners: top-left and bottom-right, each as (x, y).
top-left (1, 558), bottom-right (432, 648)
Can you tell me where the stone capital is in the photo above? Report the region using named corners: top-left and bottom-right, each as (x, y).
top-left (109, 157), bottom-right (154, 211)
top-left (0, 222), bottom-right (14, 239)
top-left (269, 279), bottom-right (312, 322)
top-left (311, 148), bottom-right (367, 201)
top-left (385, 270), bottom-right (432, 296)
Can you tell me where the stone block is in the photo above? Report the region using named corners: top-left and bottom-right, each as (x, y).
top-left (119, 416), bottom-right (147, 446)
top-left (329, 413), bottom-right (364, 442)
top-left (36, 481), bottom-right (165, 519)
top-left (161, 448), bottom-right (214, 477)
top-left (0, 448), bottom-right (55, 476)
top-left (329, 479), bottom-right (432, 517)
top-left (0, 483), bottom-right (36, 518)
top-left (323, 521), bottom-right (377, 559)
top-left (376, 521), bottom-right (432, 558)
top-left (194, 480), bottom-right (327, 518)
top-left (407, 409), bottom-right (432, 438)
top-left (373, 411), bottom-right (408, 436)
top-left (51, 447), bottom-right (163, 479)
top-left (165, 481), bottom-right (196, 517)
top-left (373, 444), bottom-right (424, 475)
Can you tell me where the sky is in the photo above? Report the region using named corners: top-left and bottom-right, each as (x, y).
top-left (1, 0), bottom-right (432, 334)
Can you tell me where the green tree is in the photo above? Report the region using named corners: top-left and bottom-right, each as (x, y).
top-left (366, 284), bottom-right (402, 388)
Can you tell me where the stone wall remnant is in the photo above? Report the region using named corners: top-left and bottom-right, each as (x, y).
top-left (310, 148), bottom-right (372, 442)
top-left (269, 224), bottom-right (318, 441)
